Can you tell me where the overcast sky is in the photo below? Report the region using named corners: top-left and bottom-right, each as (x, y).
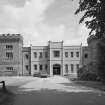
top-left (0, 0), bottom-right (89, 46)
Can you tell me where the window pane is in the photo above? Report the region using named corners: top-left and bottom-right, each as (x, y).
top-left (6, 45), bottom-right (13, 49)
top-left (34, 52), bottom-right (37, 58)
top-left (71, 64), bottom-right (74, 73)
top-left (84, 53), bottom-right (88, 58)
top-left (76, 64), bottom-right (79, 70)
top-left (34, 64), bottom-right (37, 70)
top-left (71, 52), bottom-right (73, 57)
top-left (26, 65), bottom-right (29, 70)
top-left (65, 52), bottom-right (68, 57)
top-left (76, 52), bottom-right (79, 57)
top-left (39, 52), bottom-right (43, 58)
top-left (53, 51), bottom-right (60, 57)
top-left (65, 64), bottom-right (68, 73)
top-left (6, 52), bottom-right (13, 59)
top-left (25, 54), bottom-right (29, 59)
top-left (45, 52), bottom-right (48, 58)
top-left (39, 65), bottom-right (43, 70)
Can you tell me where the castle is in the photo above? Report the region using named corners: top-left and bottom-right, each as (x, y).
top-left (0, 34), bottom-right (90, 78)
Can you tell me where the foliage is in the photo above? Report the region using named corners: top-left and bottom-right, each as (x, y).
top-left (78, 66), bottom-right (98, 81)
top-left (97, 38), bottom-right (105, 82)
top-left (75, 0), bottom-right (105, 38)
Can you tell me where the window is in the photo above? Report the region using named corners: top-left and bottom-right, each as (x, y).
top-left (84, 53), bottom-right (88, 58)
top-left (45, 52), bottom-right (48, 58)
top-left (34, 52), bottom-right (37, 58)
top-left (6, 67), bottom-right (13, 71)
top-left (65, 64), bottom-right (68, 73)
top-left (26, 65), bottom-right (29, 70)
top-left (76, 64), bottom-right (79, 70)
top-left (71, 64), bottom-right (74, 73)
top-left (65, 52), bottom-right (68, 58)
top-left (71, 52), bottom-right (73, 57)
top-left (6, 45), bottom-right (13, 49)
top-left (34, 64), bottom-right (37, 70)
top-left (25, 54), bottom-right (29, 59)
top-left (39, 52), bottom-right (43, 58)
top-left (39, 65), bottom-right (43, 70)
top-left (53, 51), bottom-right (60, 57)
top-left (6, 52), bottom-right (13, 59)
top-left (45, 64), bottom-right (48, 70)
top-left (76, 52), bottom-right (79, 57)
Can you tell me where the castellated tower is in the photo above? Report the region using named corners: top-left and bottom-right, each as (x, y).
top-left (0, 33), bottom-right (23, 76)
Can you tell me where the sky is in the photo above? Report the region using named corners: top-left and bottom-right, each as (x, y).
top-left (0, 0), bottom-right (89, 46)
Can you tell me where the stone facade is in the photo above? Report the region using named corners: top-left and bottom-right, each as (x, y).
top-left (0, 34), bottom-right (23, 76)
top-left (31, 41), bottom-right (82, 78)
top-left (0, 34), bottom-right (90, 78)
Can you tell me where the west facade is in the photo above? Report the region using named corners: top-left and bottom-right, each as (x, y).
top-left (0, 34), bottom-right (23, 76)
top-left (0, 34), bottom-right (89, 78)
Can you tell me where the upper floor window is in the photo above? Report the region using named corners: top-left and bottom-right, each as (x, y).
top-left (84, 53), bottom-right (88, 59)
top-left (65, 64), bottom-right (68, 73)
top-left (76, 52), bottom-right (79, 57)
top-left (71, 64), bottom-right (74, 73)
top-left (53, 51), bottom-right (60, 57)
top-left (65, 52), bottom-right (68, 58)
top-left (34, 64), bottom-right (37, 70)
top-left (34, 52), bottom-right (37, 58)
top-left (45, 52), bottom-right (48, 58)
top-left (39, 52), bottom-right (43, 58)
top-left (71, 52), bottom-right (73, 57)
top-left (25, 54), bottom-right (29, 59)
top-left (6, 45), bottom-right (13, 50)
top-left (6, 52), bottom-right (13, 59)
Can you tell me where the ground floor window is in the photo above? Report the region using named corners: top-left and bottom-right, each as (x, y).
top-left (76, 64), bottom-right (79, 70)
top-left (45, 64), bottom-right (48, 70)
top-left (6, 67), bottom-right (13, 71)
top-left (34, 64), bottom-right (37, 70)
top-left (71, 64), bottom-right (74, 73)
top-left (39, 64), bottom-right (43, 70)
top-left (65, 64), bottom-right (68, 73)
top-left (25, 65), bottom-right (29, 70)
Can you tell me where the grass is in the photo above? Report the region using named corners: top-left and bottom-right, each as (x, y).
top-left (73, 80), bottom-right (105, 91)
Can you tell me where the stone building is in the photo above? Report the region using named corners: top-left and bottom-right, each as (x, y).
top-left (0, 34), bottom-right (90, 78)
top-left (0, 34), bottom-right (23, 76)
top-left (31, 41), bottom-right (82, 78)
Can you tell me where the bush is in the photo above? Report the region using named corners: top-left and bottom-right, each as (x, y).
top-left (78, 66), bottom-right (98, 81)
top-left (80, 72), bottom-right (98, 81)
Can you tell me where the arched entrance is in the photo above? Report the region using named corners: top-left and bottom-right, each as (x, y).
top-left (53, 64), bottom-right (61, 75)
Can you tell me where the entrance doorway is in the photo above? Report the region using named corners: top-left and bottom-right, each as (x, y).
top-left (53, 64), bottom-right (61, 75)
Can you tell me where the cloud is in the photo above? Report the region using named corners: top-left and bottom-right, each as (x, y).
top-left (0, 0), bottom-right (30, 7)
top-left (0, 0), bottom-right (88, 46)
top-left (0, 0), bottom-right (56, 45)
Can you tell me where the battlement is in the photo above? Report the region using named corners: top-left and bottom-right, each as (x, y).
top-left (0, 33), bottom-right (23, 43)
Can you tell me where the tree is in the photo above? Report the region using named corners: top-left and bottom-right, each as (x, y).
top-left (75, 0), bottom-right (105, 38)
top-left (97, 38), bottom-right (105, 82)
top-left (75, 0), bottom-right (105, 81)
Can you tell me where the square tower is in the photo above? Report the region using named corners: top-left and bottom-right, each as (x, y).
top-left (0, 34), bottom-right (23, 76)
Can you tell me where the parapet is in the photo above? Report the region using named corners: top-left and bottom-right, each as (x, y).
top-left (0, 33), bottom-right (23, 43)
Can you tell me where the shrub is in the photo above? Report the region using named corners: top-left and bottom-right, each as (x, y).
top-left (78, 66), bottom-right (98, 81)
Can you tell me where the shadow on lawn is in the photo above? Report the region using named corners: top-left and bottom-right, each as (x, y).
top-left (0, 88), bottom-right (15, 105)
top-left (62, 80), bottom-right (105, 91)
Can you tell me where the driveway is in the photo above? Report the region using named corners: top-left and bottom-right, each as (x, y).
top-left (0, 76), bottom-right (105, 105)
